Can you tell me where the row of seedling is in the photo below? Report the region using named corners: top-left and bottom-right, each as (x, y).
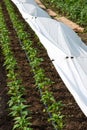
top-left (4, 0), bottom-right (64, 129)
top-left (0, 6), bottom-right (33, 130)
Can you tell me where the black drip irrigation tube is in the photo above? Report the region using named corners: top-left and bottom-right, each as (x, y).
top-left (14, 27), bottom-right (58, 130)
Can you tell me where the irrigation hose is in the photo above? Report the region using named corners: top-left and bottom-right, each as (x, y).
top-left (14, 27), bottom-right (58, 130)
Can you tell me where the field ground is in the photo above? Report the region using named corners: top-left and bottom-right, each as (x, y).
top-left (0, 0), bottom-right (87, 130)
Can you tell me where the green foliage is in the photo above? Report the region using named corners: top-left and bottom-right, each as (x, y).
top-left (0, 6), bottom-right (32, 130)
top-left (42, 0), bottom-right (87, 26)
top-left (4, 0), bottom-right (64, 129)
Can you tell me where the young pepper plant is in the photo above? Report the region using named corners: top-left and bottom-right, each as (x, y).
top-left (4, 0), bottom-right (64, 129)
top-left (0, 6), bottom-right (33, 130)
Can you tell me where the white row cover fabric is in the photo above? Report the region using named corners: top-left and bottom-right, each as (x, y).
top-left (11, 0), bottom-right (87, 116)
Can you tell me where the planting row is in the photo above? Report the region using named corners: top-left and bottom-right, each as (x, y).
top-left (4, 0), bottom-right (64, 129)
top-left (0, 5), bottom-right (32, 130)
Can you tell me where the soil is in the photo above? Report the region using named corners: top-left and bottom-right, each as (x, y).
top-left (0, 0), bottom-right (87, 130)
top-left (0, 45), bottom-right (13, 130)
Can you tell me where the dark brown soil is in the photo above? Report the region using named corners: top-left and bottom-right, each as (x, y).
top-left (0, 0), bottom-right (87, 130)
top-left (0, 44), bottom-right (13, 130)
